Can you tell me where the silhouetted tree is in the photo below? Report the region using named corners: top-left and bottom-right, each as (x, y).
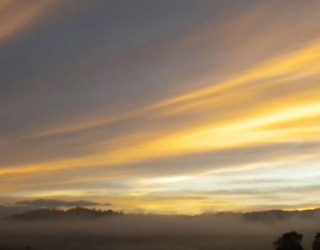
top-left (313, 233), bottom-right (320, 250)
top-left (273, 231), bottom-right (304, 250)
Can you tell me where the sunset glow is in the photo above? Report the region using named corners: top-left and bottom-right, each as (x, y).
top-left (1, 0), bottom-right (320, 215)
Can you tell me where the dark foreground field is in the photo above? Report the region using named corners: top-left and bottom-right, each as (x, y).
top-left (0, 215), bottom-right (318, 250)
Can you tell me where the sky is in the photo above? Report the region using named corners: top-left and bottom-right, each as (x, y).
top-left (0, 0), bottom-right (320, 215)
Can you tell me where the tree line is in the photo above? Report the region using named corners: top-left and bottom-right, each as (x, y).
top-left (274, 231), bottom-right (320, 250)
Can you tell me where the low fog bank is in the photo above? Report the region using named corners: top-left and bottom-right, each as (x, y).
top-left (0, 214), bottom-right (319, 250)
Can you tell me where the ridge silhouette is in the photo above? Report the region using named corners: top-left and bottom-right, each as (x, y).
top-left (9, 207), bottom-right (122, 221)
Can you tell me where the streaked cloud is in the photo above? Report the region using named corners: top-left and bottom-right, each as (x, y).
top-left (0, 0), bottom-right (58, 43)
top-left (0, 0), bottom-right (320, 214)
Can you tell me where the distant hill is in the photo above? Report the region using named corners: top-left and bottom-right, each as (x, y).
top-left (0, 205), bottom-right (34, 218)
top-left (9, 207), bottom-right (123, 221)
top-left (240, 208), bottom-right (320, 223)
top-left (6, 206), bottom-right (320, 222)
top-left (211, 208), bottom-right (320, 223)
